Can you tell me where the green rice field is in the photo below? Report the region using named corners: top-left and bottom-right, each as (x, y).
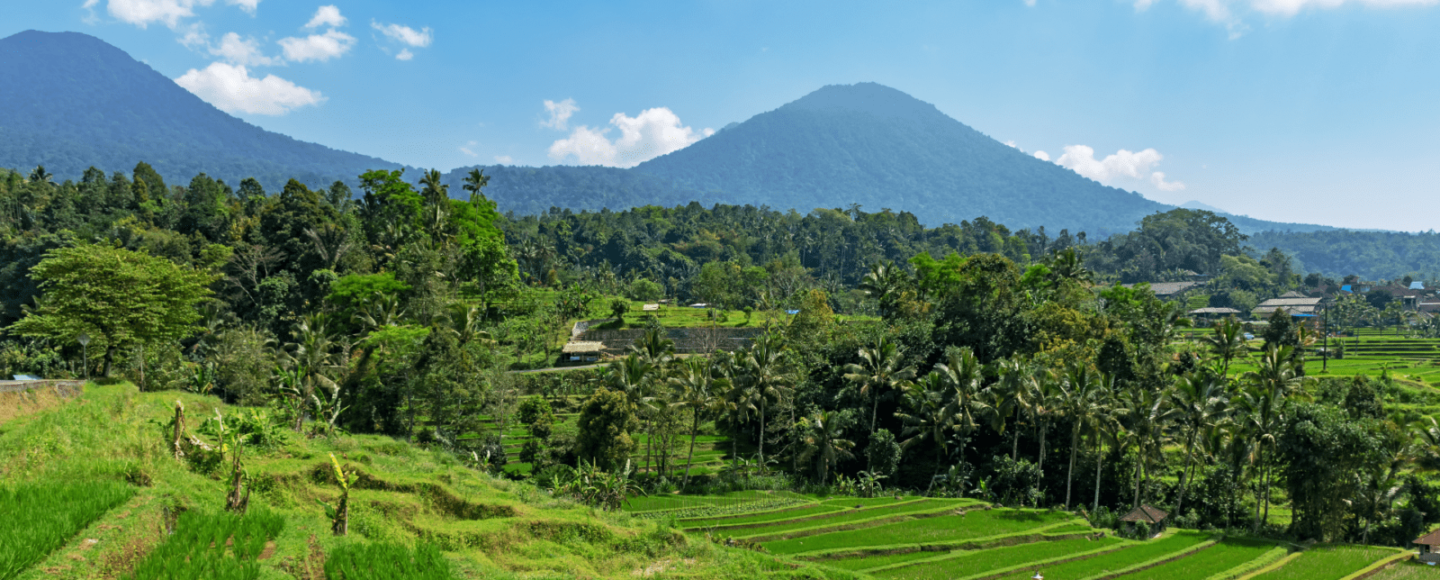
top-left (1251, 545), bottom-right (1403, 580)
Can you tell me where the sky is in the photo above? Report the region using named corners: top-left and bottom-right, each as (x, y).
top-left (3, 0), bottom-right (1439, 231)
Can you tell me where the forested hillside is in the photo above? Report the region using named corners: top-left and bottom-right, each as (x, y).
top-left (0, 31), bottom-right (401, 192)
top-left (1250, 229), bottom-right (1440, 281)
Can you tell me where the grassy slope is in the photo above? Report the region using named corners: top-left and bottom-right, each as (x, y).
top-left (0, 383), bottom-right (849, 580)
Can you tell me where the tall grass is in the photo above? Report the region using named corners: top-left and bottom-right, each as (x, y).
top-left (0, 480), bottom-right (134, 580)
top-left (323, 543), bottom-right (455, 580)
top-left (121, 508), bottom-right (285, 580)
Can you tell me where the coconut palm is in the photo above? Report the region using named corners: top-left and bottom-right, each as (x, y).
top-left (669, 357), bottom-right (728, 487)
top-left (1204, 317), bottom-right (1248, 378)
top-left (461, 168), bottom-right (490, 203)
top-left (935, 346), bottom-right (989, 491)
top-left (1170, 371), bottom-right (1230, 516)
top-left (989, 357), bottom-right (1036, 461)
top-left (1241, 345), bottom-right (1306, 527)
top-left (843, 336), bottom-right (917, 435)
top-left (1028, 365), bottom-right (1063, 501)
top-left (895, 373), bottom-right (954, 494)
top-left (1117, 385), bottom-right (1176, 508)
top-left (1059, 363), bottom-right (1111, 510)
top-left (795, 410), bottom-right (855, 485)
top-left (738, 334), bottom-right (794, 470)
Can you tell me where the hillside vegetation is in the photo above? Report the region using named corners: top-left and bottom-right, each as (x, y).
top-left (0, 383), bottom-right (823, 579)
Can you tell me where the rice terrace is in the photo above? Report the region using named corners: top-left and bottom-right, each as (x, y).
top-left (7, 1), bottom-right (1440, 579)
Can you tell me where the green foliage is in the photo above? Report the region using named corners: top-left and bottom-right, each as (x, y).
top-left (0, 481), bottom-right (134, 580)
top-left (323, 542), bottom-right (456, 580)
top-left (120, 508), bottom-right (285, 580)
top-left (1251, 545), bottom-right (1400, 580)
top-left (8, 243), bottom-right (216, 375)
top-left (575, 388), bottom-right (640, 471)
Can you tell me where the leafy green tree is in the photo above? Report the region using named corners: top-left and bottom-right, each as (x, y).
top-left (576, 388), bottom-right (640, 471)
top-left (1170, 372), bottom-right (1229, 517)
top-left (795, 410), bottom-right (855, 485)
top-left (1203, 317), bottom-right (1248, 378)
top-left (1058, 362), bottom-right (1109, 510)
top-left (843, 336), bottom-right (917, 435)
top-left (669, 357), bottom-right (728, 487)
top-left (10, 244), bottom-right (215, 377)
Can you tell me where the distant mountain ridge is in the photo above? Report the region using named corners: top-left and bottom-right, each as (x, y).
top-left (1, 31), bottom-right (1336, 237)
top-left (0, 30), bottom-right (400, 191)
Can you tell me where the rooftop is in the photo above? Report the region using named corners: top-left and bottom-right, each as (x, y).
top-left (562, 341), bottom-right (606, 354)
top-left (1119, 505), bottom-right (1169, 524)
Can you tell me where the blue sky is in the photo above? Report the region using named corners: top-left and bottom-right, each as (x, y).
top-left (4, 0), bottom-right (1439, 231)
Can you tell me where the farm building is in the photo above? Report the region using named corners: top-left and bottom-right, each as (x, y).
top-left (1125, 281), bottom-right (1201, 297)
top-left (1119, 505), bottom-right (1169, 535)
top-left (1414, 528), bottom-right (1440, 563)
top-left (1253, 296), bottom-right (1323, 316)
top-left (1188, 307), bottom-right (1240, 321)
top-left (562, 341), bottom-right (605, 363)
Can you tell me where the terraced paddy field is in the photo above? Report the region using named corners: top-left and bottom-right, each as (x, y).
top-left (764, 508), bottom-right (1075, 556)
top-left (1368, 560), bottom-right (1440, 579)
top-left (1250, 545), bottom-right (1406, 580)
top-left (641, 488), bottom-right (1424, 580)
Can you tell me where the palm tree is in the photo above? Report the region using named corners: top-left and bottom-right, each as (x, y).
top-left (1204, 317), bottom-right (1248, 379)
top-left (1118, 385), bottom-right (1175, 509)
top-left (1059, 363), bottom-right (1110, 510)
top-left (858, 261), bottom-right (909, 318)
top-left (418, 169), bottom-right (450, 236)
top-left (631, 329), bottom-right (675, 367)
top-left (935, 347), bottom-right (988, 493)
top-left (1170, 371), bottom-right (1230, 516)
top-left (461, 168), bottom-right (490, 203)
top-left (896, 373), bottom-right (953, 494)
top-left (795, 410), bottom-right (855, 485)
top-left (669, 357), bottom-right (727, 487)
top-left (989, 357), bottom-right (1036, 461)
top-left (1029, 365), bottom-right (1063, 502)
top-left (843, 337), bottom-right (917, 435)
top-left (1241, 345), bottom-right (1306, 527)
top-left (1048, 247), bottom-right (1092, 286)
top-left (738, 334), bottom-right (794, 469)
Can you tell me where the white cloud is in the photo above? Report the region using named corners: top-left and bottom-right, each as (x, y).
top-left (175, 62), bottom-right (324, 115)
top-left (548, 107), bottom-right (712, 168)
top-left (372, 21), bottom-right (432, 47)
top-left (84, 0), bottom-right (260, 28)
top-left (304, 5), bottom-right (346, 28)
top-left (1053, 145), bottom-right (1185, 191)
top-left (226, 0), bottom-right (258, 15)
top-left (395, 48), bottom-right (414, 61)
top-left (1024, 0), bottom-right (1037, 5)
top-left (1034, 151), bottom-right (1051, 161)
top-left (1151, 0), bottom-right (1436, 36)
top-left (459, 145), bottom-right (478, 157)
top-left (210, 32), bottom-right (280, 66)
top-left (94, 0), bottom-right (211, 29)
top-left (278, 29), bottom-right (355, 62)
top-left (541, 99), bottom-right (579, 130)
top-left (494, 155), bottom-right (514, 164)
top-left (177, 22), bottom-right (208, 48)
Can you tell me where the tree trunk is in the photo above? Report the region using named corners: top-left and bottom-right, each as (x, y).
top-left (683, 411), bottom-right (699, 488)
top-left (1176, 431), bottom-right (1197, 516)
top-left (1035, 422), bottom-right (1047, 507)
top-left (104, 345), bottom-right (114, 378)
top-left (1252, 447), bottom-right (1264, 532)
top-left (1262, 463), bottom-right (1272, 526)
top-left (1066, 425), bottom-right (1079, 510)
top-left (1133, 443), bottom-right (1143, 509)
top-left (759, 398), bottom-right (767, 469)
top-left (1093, 446), bottom-right (1104, 515)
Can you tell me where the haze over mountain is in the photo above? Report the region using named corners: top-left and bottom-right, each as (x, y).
top-left (0, 30), bottom-right (399, 191)
top-left (1, 31), bottom-right (1334, 237)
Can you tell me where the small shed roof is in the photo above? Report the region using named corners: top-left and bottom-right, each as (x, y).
top-left (1124, 281), bottom-right (1202, 296)
top-left (562, 341), bottom-right (606, 354)
top-left (1254, 297), bottom-right (1324, 316)
top-left (1119, 505), bottom-right (1169, 524)
top-left (1279, 291), bottom-right (1308, 299)
top-left (1412, 281), bottom-right (1426, 291)
top-left (1415, 528), bottom-right (1440, 546)
top-left (1188, 307), bottom-right (1240, 315)
top-left (642, 304), bottom-right (660, 311)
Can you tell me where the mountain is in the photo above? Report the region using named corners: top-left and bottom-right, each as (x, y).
top-left (454, 83), bottom-right (1332, 236)
top-left (0, 32), bottom-right (1339, 237)
top-left (1182, 200), bottom-right (1229, 213)
top-left (626, 83), bottom-right (1143, 235)
top-left (0, 30), bottom-right (400, 191)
